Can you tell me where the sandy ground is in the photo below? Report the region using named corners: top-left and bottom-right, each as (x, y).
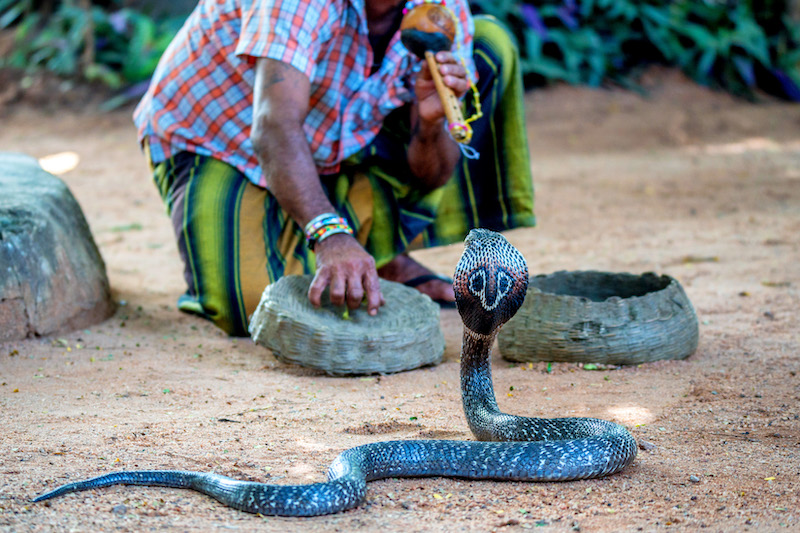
top-left (0, 68), bottom-right (799, 532)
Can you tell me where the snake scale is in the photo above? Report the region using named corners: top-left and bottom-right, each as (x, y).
top-left (33, 229), bottom-right (637, 516)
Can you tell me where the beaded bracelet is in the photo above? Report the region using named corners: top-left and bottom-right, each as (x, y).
top-left (304, 213), bottom-right (354, 250)
top-left (304, 213), bottom-right (341, 236)
top-left (312, 224), bottom-right (354, 249)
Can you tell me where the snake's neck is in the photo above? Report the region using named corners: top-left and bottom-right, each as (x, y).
top-left (460, 328), bottom-right (504, 441)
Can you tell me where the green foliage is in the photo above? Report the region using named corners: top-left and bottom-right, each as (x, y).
top-left (0, 0), bottom-right (183, 88)
top-left (469, 0), bottom-right (800, 100)
top-left (1, 0), bottom-right (798, 101)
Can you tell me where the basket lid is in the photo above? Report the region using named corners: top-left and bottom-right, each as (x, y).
top-left (249, 275), bottom-right (445, 375)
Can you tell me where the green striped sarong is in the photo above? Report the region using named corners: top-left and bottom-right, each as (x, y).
top-left (150, 16), bottom-right (535, 336)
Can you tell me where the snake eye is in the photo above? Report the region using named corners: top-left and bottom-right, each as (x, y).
top-left (497, 272), bottom-right (511, 295)
top-left (469, 270), bottom-right (485, 295)
top-left (497, 271), bottom-right (511, 296)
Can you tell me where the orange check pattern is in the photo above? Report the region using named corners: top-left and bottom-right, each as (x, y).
top-left (134, 0), bottom-right (475, 188)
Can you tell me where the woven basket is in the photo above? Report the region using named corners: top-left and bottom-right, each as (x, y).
top-left (249, 275), bottom-right (444, 375)
top-left (499, 271), bottom-right (699, 365)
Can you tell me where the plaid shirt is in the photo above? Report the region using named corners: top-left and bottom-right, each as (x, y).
top-left (134, 0), bottom-right (475, 187)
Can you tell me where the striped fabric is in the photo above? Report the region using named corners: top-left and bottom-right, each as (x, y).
top-left (150, 16), bottom-right (535, 336)
top-left (134, 0), bottom-right (475, 185)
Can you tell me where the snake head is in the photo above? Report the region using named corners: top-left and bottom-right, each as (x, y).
top-left (454, 229), bottom-right (528, 336)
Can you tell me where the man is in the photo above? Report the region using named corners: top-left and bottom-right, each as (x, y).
top-left (135, 0), bottom-right (535, 336)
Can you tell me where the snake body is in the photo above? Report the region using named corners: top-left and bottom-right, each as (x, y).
top-left (33, 229), bottom-right (637, 516)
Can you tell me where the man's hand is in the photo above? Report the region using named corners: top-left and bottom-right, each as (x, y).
top-left (414, 51), bottom-right (469, 125)
top-left (407, 50), bottom-right (468, 190)
top-left (308, 233), bottom-right (384, 315)
top-left (251, 57), bottom-right (385, 314)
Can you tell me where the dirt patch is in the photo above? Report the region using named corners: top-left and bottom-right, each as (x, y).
top-left (343, 420), bottom-right (424, 435)
top-left (0, 68), bottom-right (798, 532)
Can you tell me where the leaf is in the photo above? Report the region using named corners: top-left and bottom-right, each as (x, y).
top-left (528, 57), bottom-right (572, 82)
top-left (84, 62), bottom-right (123, 89)
top-left (732, 55), bottom-right (755, 86)
top-left (640, 5), bottom-right (673, 28)
top-left (697, 48), bottom-right (718, 80)
top-left (0, 1), bottom-right (25, 28)
top-left (678, 24), bottom-right (717, 49)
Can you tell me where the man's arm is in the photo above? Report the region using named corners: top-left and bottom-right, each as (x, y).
top-left (250, 58), bottom-right (384, 315)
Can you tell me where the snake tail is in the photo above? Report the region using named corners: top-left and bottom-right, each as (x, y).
top-left (32, 470), bottom-right (366, 516)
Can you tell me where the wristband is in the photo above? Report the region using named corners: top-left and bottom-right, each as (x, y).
top-left (313, 225), bottom-right (354, 249)
top-left (304, 213), bottom-right (341, 235)
top-left (304, 213), bottom-right (354, 250)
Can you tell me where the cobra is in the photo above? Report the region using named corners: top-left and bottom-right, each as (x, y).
top-left (33, 229), bottom-right (637, 516)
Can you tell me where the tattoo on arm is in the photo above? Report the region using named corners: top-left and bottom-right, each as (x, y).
top-left (262, 61), bottom-right (291, 88)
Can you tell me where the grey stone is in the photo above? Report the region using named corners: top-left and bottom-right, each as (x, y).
top-left (0, 152), bottom-right (114, 341)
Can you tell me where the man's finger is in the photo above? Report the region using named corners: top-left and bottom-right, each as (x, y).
top-left (328, 272), bottom-right (346, 307)
top-left (345, 275), bottom-right (365, 310)
top-left (434, 51), bottom-right (456, 64)
top-left (308, 270), bottom-right (330, 308)
top-left (363, 271), bottom-right (383, 316)
top-left (438, 62), bottom-right (465, 78)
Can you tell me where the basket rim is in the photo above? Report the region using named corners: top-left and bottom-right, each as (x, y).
top-left (527, 270), bottom-right (679, 304)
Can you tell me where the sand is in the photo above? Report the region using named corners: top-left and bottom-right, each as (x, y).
top-left (1, 68), bottom-right (798, 532)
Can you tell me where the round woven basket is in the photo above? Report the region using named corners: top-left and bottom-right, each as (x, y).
top-left (248, 275), bottom-right (445, 375)
top-left (498, 271), bottom-right (699, 365)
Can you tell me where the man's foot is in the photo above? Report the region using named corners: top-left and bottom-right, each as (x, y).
top-left (378, 254), bottom-right (456, 307)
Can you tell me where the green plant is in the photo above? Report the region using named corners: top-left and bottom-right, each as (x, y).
top-left (0, 0), bottom-right (182, 88)
top-left (468, 0), bottom-right (800, 100)
top-left (2, 0), bottom-right (798, 101)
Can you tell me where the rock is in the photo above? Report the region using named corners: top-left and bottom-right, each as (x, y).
top-left (638, 440), bottom-right (657, 451)
top-left (111, 504), bottom-right (127, 515)
top-left (0, 152), bottom-right (114, 340)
